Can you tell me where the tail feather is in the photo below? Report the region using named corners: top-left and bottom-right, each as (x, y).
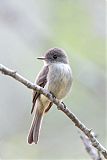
top-left (28, 108), bottom-right (43, 144)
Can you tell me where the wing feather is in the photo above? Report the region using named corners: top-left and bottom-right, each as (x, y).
top-left (31, 65), bottom-right (49, 114)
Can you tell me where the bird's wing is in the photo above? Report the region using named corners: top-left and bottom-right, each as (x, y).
top-left (31, 65), bottom-right (49, 114)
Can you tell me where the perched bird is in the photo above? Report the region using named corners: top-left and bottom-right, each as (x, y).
top-left (28, 47), bottom-right (73, 144)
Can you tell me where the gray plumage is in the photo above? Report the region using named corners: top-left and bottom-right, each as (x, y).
top-left (28, 47), bottom-right (72, 144)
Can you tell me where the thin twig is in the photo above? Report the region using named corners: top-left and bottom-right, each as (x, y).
top-left (0, 64), bottom-right (107, 159)
top-left (80, 132), bottom-right (102, 160)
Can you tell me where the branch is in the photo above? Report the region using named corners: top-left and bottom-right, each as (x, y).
top-left (0, 64), bottom-right (107, 159)
top-left (80, 132), bottom-right (103, 160)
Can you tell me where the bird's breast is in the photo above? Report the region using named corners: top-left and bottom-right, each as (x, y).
top-left (46, 63), bottom-right (72, 99)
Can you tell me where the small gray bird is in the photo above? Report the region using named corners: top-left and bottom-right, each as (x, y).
top-left (28, 47), bottom-right (73, 144)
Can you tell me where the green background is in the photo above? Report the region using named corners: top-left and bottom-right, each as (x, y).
top-left (0, 0), bottom-right (106, 159)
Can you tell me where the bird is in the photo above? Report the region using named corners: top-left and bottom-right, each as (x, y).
top-left (27, 47), bottom-right (73, 144)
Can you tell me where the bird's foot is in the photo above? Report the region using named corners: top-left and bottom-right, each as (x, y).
top-left (61, 102), bottom-right (67, 110)
top-left (50, 91), bottom-right (56, 99)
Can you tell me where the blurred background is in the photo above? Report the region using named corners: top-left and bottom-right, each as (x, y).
top-left (0, 0), bottom-right (106, 159)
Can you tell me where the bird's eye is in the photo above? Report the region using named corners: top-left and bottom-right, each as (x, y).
top-left (53, 54), bottom-right (57, 59)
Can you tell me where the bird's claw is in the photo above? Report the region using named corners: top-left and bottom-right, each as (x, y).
top-left (62, 102), bottom-right (66, 110)
top-left (50, 91), bottom-right (56, 99)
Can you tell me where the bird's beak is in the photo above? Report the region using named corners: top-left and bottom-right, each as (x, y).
top-left (37, 57), bottom-right (46, 60)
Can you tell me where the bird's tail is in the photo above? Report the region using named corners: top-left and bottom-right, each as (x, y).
top-left (27, 108), bottom-right (44, 144)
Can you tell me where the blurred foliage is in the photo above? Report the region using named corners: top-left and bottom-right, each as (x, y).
top-left (0, 0), bottom-right (106, 159)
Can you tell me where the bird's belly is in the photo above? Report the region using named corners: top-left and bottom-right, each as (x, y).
top-left (49, 79), bottom-right (69, 99)
top-left (46, 63), bottom-right (72, 99)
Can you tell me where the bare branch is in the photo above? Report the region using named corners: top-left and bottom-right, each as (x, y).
top-left (80, 132), bottom-right (103, 160)
top-left (0, 64), bottom-right (107, 159)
